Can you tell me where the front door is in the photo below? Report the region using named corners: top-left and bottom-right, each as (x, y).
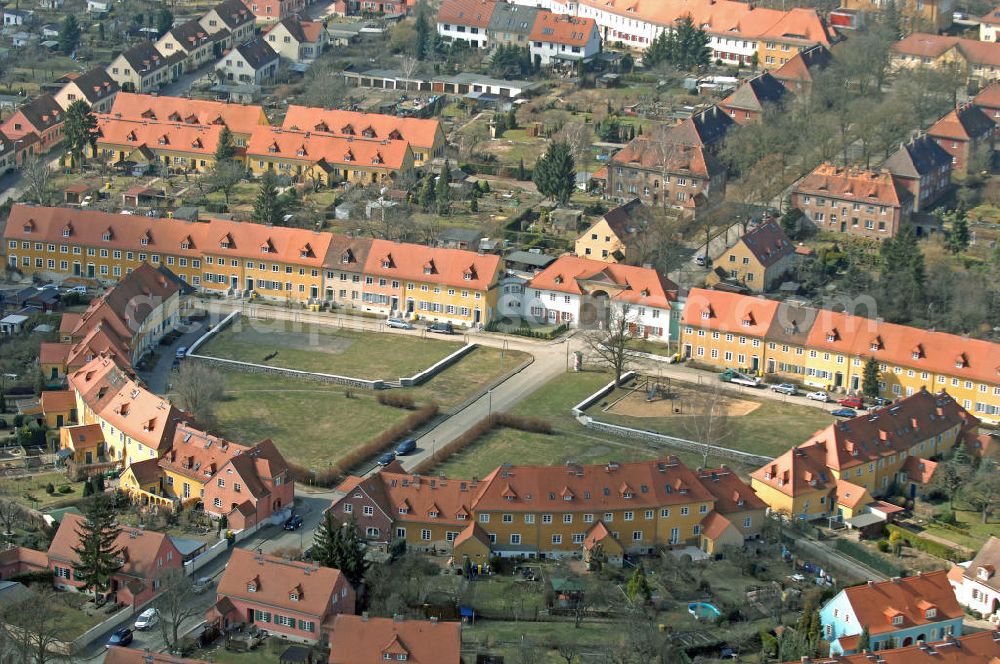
top-left (474, 309), bottom-right (481, 325)
top-left (56, 415), bottom-right (63, 427)
top-left (246, 278), bottom-right (253, 292)
top-left (87, 264), bottom-right (95, 278)
top-left (85, 451), bottom-right (92, 464)
top-left (751, 356), bottom-right (759, 372)
top-left (391, 296), bottom-right (398, 312)
top-left (73, 262), bottom-right (81, 276)
top-left (310, 285), bottom-right (318, 300)
top-left (835, 372), bottom-right (843, 388)
top-left (230, 276), bottom-right (238, 291)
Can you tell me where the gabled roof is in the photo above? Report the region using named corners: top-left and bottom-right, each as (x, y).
top-left (681, 287), bottom-right (780, 336)
top-left (778, 630), bottom-right (1000, 664)
top-left (600, 198), bottom-right (646, 239)
top-left (169, 19), bottom-right (215, 51)
top-left (734, 221), bottom-right (794, 268)
top-left (436, 0), bottom-right (496, 28)
top-left (668, 106), bottom-right (734, 148)
top-left (487, 2), bottom-right (540, 35)
top-left (883, 134), bottom-right (953, 178)
top-left (105, 646), bottom-right (209, 664)
top-left (96, 116), bottom-right (221, 156)
top-left (472, 457), bottom-right (715, 513)
top-left (838, 571), bottom-right (963, 636)
top-left (61, 423), bottom-right (104, 450)
top-left (528, 12), bottom-right (596, 46)
top-left (207, 0), bottom-right (254, 29)
top-left (363, 239), bottom-right (500, 290)
top-left (281, 106), bottom-right (442, 151)
top-left (526, 255), bottom-right (677, 309)
top-left (323, 235), bottom-right (372, 273)
top-left (982, 4), bottom-right (1000, 24)
top-left (159, 423), bottom-right (252, 483)
top-left (48, 512), bottom-right (180, 578)
top-left (928, 103), bottom-right (996, 142)
top-left (697, 466), bottom-right (766, 514)
top-left (959, 536), bottom-right (1000, 593)
top-left (750, 443), bottom-right (832, 499)
top-left (223, 438), bottom-right (290, 499)
top-left (40, 390), bottom-right (76, 413)
top-left (334, 470), bottom-right (478, 527)
top-left (232, 38), bottom-right (278, 70)
top-left (126, 457), bottom-right (164, 486)
top-left (264, 17), bottom-right (324, 43)
top-left (721, 72), bottom-right (786, 113)
top-left (217, 548), bottom-right (348, 618)
top-left (246, 127), bottom-right (412, 171)
top-left (974, 81), bottom-right (1000, 111)
top-left (772, 43), bottom-right (831, 87)
top-left (12, 94), bottom-right (63, 131)
top-left (117, 42), bottom-right (181, 74)
top-left (797, 389), bottom-right (975, 471)
top-left (61, 67), bottom-right (118, 105)
top-left (109, 92), bottom-right (267, 136)
top-left (328, 615), bottom-right (461, 664)
top-left (794, 163), bottom-right (911, 208)
top-left (609, 134), bottom-right (724, 180)
top-left (893, 33), bottom-right (1000, 68)
top-left (699, 511), bottom-right (734, 540)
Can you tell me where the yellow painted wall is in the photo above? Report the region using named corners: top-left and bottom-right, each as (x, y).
top-left (574, 219), bottom-right (625, 263)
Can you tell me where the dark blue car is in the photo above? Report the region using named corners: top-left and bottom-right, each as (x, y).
top-left (831, 408), bottom-right (857, 418)
top-left (106, 627), bottom-right (133, 648)
top-left (394, 438), bottom-right (417, 456)
top-left (377, 452), bottom-right (396, 466)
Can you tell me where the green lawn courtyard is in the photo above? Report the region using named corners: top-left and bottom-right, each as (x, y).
top-left (0, 472), bottom-right (87, 509)
top-left (198, 322), bottom-right (462, 380)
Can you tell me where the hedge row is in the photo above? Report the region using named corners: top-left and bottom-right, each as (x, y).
top-left (377, 393), bottom-right (417, 410)
top-left (833, 538), bottom-right (905, 577)
top-left (411, 412), bottom-right (553, 475)
top-left (291, 403), bottom-right (440, 487)
top-left (885, 524), bottom-right (971, 562)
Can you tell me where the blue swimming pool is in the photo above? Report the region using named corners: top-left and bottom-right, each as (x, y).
top-left (688, 602), bottom-right (722, 620)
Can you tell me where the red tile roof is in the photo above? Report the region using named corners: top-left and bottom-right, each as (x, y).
top-left (105, 647), bottom-right (208, 664)
top-left (363, 239), bottom-right (500, 290)
top-left (528, 12), bottom-right (596, 46)
top-left (48, 512), bottom-right (180, 579)
top-left (840, 571), bottom-right (963, 636)
top-left (526, 255), bottom-right (677, 309)
top-left (699, 511), bottom-right (733, 540)
top-left (335, 470), bottom-right (477, 527)
top-left (893, 33), bottom-right (1000, 68)
top-left (697, 466), bottom-right (767, 514)
top-left (928, 102), bottom-right (996, 142)
top-left (751, 442), bottom-right (832, 499)
top-left (681, 287), bottom-right (780, 336)
top-left (109, 92), bottom-right (267, 137)
top-left (794, 163), bottom-right (910, 208)
top-left (609, 135), bottom-right (723, 179)
top-left (436, 0), bottom-right (496, 27)
top-left (40, 390), bottom-right (75, 413)
top-left (218, 548), bottom-right (351, 619)
top-left (781, 630), bottom-right (1000, 664)
top-left (62, 423), bottom-right (104, 450)
top-left (328, 615), bottom-right (461, 664)
top-left (95, 115), bottom-right (222, 157)
top-left (159, 424), bottom-right (252, 483)
top-left (281, 107), bottom-right (442, 151)
top-left (246, 127), bottom-right (412, 171)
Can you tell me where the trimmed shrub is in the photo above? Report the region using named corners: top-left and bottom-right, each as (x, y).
top-left (833, 538), bottom-right (905, 577)
top-left (58, 485), bottom-right (72, 494)
top-left (411, 412), bottom-right (554, 474)
top-left (45, 483), bottom-right (55, 494)
top-left (876, 540), bottom-right (890, 553)
top-left (377, 393), bottom-right (417, 410)
top-left (885, 524), bottom-right (971, 562)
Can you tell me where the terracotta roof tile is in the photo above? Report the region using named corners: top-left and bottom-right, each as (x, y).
top-left (109, 92), bottom-right (266, 136)
top-left (699, 511), bottom-right (733, 540)
top-left (48, 512), bottom-right (180, 578)
top-left (527, 255), bottom-right (677, 309)
top-left (840, 570), bottom-right (963, 636)
top-left (436, 0), bottom-right (496, 28)
top-left (794, 163), bottom-right (911, 208)
top-left (246, 127), bottom-right (412, 172)
top-left (328, 615), bottom-right (461, 664)
top-left (928, 103), bottom-right (996, 142)
top-left (96, 115), bottom-right (221, 157)
top-left (40, 390), bottom-right (75, 413)
top-left (528, 12), bottom-right (597, 46)
top-left (105, 646), bottom-right (208, 663)
top-left (721, 72), bottom-right (786, 113)
top-left (281, 106), bottom-right (442, 151)
top-left (363, 239), bottom-right (500, 290)
top-left (697, 466), bottom-right (766, 513)
top-left (681, 287), bottom-right (780, 336)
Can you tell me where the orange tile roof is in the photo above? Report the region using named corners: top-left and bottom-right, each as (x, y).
top-left (751, 443), bottom-right (832, 499)
top-left (573, 0), bottom-right (832, 44)
top-left (62, 423), bottom-right (104, 450)
top-left (95, 115), bottom-right (222, 157)
top-left (797, 389), bottom-right (975, 471)
top-left (893, 33), bottom-right (1000, 68)
top-left (453, 522), bottom-right (491, 548)
top-left (39, 341), bottom-right (71, 365)
top-left (902, 455), bottom-right (938, 484)
top-left (48, 512), bottom-right (180, 578)
top-left (782, 630), bottom-right (1000, 664)
top-left (772, 43), bottom-right (830, 86)
top-left (246, 127), bottom-right (412, 171)
top-left (218, 548), bottom-right (351, 619)
top-left (609, 135), bottom-right (723, 179)
top-left (928, 102), bottom-right (996, 142)
top-left (0, 545), bottom-right (48, 569)
top-left (59, 312), bottom-right (82, 336)
top-left (974, 82), bottom-right (1000, 111)
top-left (699, 511), bottom-right (733, 540)
top-left (105, 646), bottom-right (208, 664)
top-left (40, 390), bottom-right (76, 413)
top-left (582, 520), bottom-right (617, 550)
top-left (281, 106), bottom-right (442, 151)
top-left (159, 424), bottom-right (252, 484)
top-left (68, 355), bottom-right (183, 452)
top-left (697, 466), bottom-right (766, 514)
top-left (109, 92), bottom-right (267, 137)
top-left (529, 12), bottom-right (596, 46)
top-left (526, 255), bottom-right (677, 309)
top-left (840, 571), bottom-right (963, 636)
top-left (364, 239), bottom-right (500, 290)
top-left (471, 457), bottom-right (715, 513)
top-left (681, 287), bottom-right (780, 336)
top-left (337, 470), bottom-right (477, 526)
top-left (834, 479), bottom-right (869, 509)
top-left (328, 615), bottom-right (461, 664)
top-left (436, 0), bottom-right (496, 28)
top-left (794, 163), bottom-right (909, 208)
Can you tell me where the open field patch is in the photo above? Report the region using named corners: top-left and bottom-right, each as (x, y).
top-left (606, 383), bottom-right (762, 419)
top-left (198, 322), bottom-right (461, 380)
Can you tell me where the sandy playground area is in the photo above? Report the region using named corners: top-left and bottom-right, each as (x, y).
top-left (606, 384), bottom-right (762, 419)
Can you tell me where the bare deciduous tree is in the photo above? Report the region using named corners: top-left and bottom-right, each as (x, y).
top-left (20, 154), bottom-right (54, 206)
top-left (0, 589), bottom-right (73, 663)
top-left (155, 567), bottom-right (202, 652)
top-left (584, 303), bottom-right (637, 386)
top-left (681, 381), bottom-right (734, 465)
top-left (0, 496), bottom-right (24, 536)
top-left (172, 362), bottom-right (226, 428)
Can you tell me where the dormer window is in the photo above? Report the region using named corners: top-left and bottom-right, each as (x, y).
top-left (221, 240), bottom-right (230, 249)
top-left (62, 227), bottom-right (72, 238)
top-left (382, 259), bottom-right (392, 269)
top-left (102, 231), bottom-right (112, 241)
top-left (429, 510), bottom-right (438, 518)
top-left (827, 333), bottom-right (836, 342)
top-left (891, 614), bottom-right (903, 626)
top-left (341, 251), bottom-right (352, 264)
top-left (925, 608), bottom-right (937, 619)
top-left (182, 241), bottom-right (190, 250)
top-left (247, 582), bottom-right (257, 592)
top-left (140, 236), bottom-right (149, 246)
top-left (344, 149), bottom-right (354, 162)
top-left (22, 222), bottom-right (33, 233)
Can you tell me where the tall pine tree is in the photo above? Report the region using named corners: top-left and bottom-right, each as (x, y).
top-left (215, 126), bottom-right (236, 162)
top-left (533, 141), bottom-right (575, 205)
top-left (252, 171), bottom-right (283, 226)
top-left (72, 495), bottom-right (121, 605)
top-left (63, 100), bottom-right (98, 171)
top-left (862, 356), bottom-right (881, 399)
top-left (313, 514), bottom-right (367, 585)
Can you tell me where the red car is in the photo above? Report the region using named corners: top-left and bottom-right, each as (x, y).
top-left (837, 396), bottom-right (864, 409)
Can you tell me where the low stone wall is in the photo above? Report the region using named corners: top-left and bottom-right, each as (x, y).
top-left (399, 343), bottom-right (478, 387)
top-left (571, 371), bottom-right (637, 416)
top-left (184, 538), bottom-right (229, 576)
top-left (189, 355), bottom-right (386, 389)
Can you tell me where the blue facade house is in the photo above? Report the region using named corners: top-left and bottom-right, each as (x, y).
top-left (819, 570), bottom-right (964, 655)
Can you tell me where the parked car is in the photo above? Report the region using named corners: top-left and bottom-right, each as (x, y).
top-left (427, 322), bottom-right (454, 335)
top-left (837, 396), bottom-right (864, 409)
top-left (831, 408), bottom-right (857, 418)
top-left (192, 576), bottom-right (214, 594)
top-left (175, 347), bottom-right (188, 359)
top-left (394, 438), bottom-right (417, 456)
top-left (771, 383), bottom-right (797, 396)
top-left (283, 514), bottom-right (303, 530)
top-left (377, 452), bottom-right (396, 466)
top-left (134, 608), bottom-right (159, 630)
top-left (38, 283), bottom-right (58, 291)
top-left (871, 396), bottom-right (892, 407)
top-left (694, 255), bottom-right (707, 266)
top-left (64, 285), bottom-right (87, 295)
top-left (386, 317), bottom-right (413, 330)
top-left (806, 391), bottom-right (830, 402)
top-left (107, 627), bottom-right (133, 648)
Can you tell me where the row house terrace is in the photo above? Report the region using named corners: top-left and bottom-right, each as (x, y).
top-left (108, 92), bottom-right (269, 147)
top-left (791, 163), bottom-right (913, 240)
top-left (678, 288), bottom-right (1000, 420)
top-left (93, 116), bottom-right (223, 174)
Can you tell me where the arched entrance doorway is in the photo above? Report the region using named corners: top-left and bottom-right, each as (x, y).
top-left (579, 290), bottom-right (610, 328)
